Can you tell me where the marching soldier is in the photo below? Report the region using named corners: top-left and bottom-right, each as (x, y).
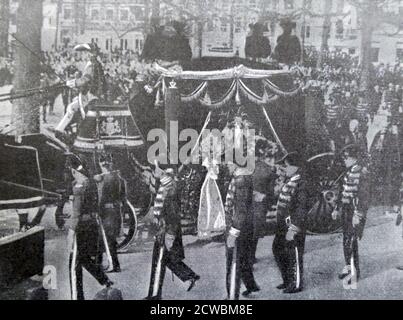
top-left (272, 151), bottom-right (307, 294)
top-left (68, 156), bottom-right (113, 300)
top-left (250, 139), bottom-right (278, 264)
top-left (225, 162), bottom-right (260, 299)
top-left (146, 167), bottom-right (200, 300)
top-left (94, 155), bottom-right (126, 273)
top-left (55, 43), bottom-right (107, 142)
top-left (332, 144), bottom-right (370, 282)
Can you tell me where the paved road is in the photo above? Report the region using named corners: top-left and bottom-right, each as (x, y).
top-left (0, 205), bottom-right (400, 300)
top-left (0, 86), bottom-right (398, 300)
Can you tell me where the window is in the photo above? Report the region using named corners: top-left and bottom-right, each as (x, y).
top-left (235, 17), bottom-right (242, 33)
top-left (121, 9), bottom-right (129, 21)
top-left (396, 48), bottom-right (403, 62)
top-left (106, 9), bottom-right (114, 20)
top-left (119, 39), bottom-right (129, 50)
top-left (304, 0), bottom-right (312, 10)
top-left (284, 0), bottom-right (294, 10)
top-left (249, 0), bottom-right (257, 8)
top-left (63, 7), bottom-right (72, 20)
top-left (336, 0), bottom-right (345, 13)
top-left (302, 25), bottom-right (311, 38)
top-left (207, 20), bottom-right (215, 32)
top-left (91, 9), bottom-right (100, 21)
top-left (221, 22), bottom-right (228, 32)
top-left (371, 48), bottom-right (380, 62)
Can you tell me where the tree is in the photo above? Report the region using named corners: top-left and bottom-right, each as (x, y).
top-left (55, 0), bottom-right (62, 49)
top-left (317, 0), bottom-right (333, 68)
top-left (346, 0), bottom-right (402, 93)
top-left (12, 0), bottom-right (43, 135)
top-left (151, 0), bottom-right (161, 27)
top-left (0, 0), bottom-right (9, 57)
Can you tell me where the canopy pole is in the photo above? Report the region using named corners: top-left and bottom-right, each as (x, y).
top-left (164, 78), bottom-right (180, 164)
top-left (261, 106), bottom-right (287, 155)
top-left (178, 111), bottom-right (212, 174)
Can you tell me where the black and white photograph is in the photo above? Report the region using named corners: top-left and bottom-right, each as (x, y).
top-left (0, 0), bottom-right (402, 303)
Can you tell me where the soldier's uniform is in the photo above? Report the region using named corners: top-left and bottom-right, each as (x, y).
top-left (225, 172), bottom-right (260, 300)
top-left (96, 170), bottom-right (126, 272)
top-left (337, 163), bottom-right (370, 279)
top-left (69, 175), bottom-right (112, 300)
top-left (56, 43), bottom-right (106, 136)
top-left (272, 171), bottom-right (307, 293)
top-left (146, 170), bottom-right (199, 300)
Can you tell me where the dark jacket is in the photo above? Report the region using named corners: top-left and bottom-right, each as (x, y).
top-left (274, 34), bottom-right (302, 65)
top-left (72, 178), bottom-right (101, 256)
top-left (245, 35), bottom-right (271, 59)
top-left (160, 182), bottom-right (185, 260)
top-left (225, 174), bottom-right (254, 237)
top-left (276, 172), bottom-right (308, 234)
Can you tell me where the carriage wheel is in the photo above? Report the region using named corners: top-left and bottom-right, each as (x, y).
top-left (305, 153), bottom-right (346, 234)
top-left (117, 200), bottom-right (138, 252)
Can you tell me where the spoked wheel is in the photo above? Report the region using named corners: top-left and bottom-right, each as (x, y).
top-left (117, 200), bottom-right (138, 252)
top-left (305, 153), bottom-right (346, 234)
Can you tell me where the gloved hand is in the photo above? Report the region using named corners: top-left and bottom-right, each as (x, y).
top-left (226, 234), bottom-right (237, 249)
top-left (66, 79), bottom-right (76, 89)
top-left (144, 85), bottom-right (153, 94)
top-left (165, 233), bottom-right (175, 250)
top-left (352, 213), bottom-right (361, 228)
top-left (331, 209), bottom-right (340, 221)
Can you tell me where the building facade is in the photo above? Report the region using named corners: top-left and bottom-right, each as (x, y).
top-left (56, 0), bottom-right (146, 53)
top-left (7, 0), bottom-right (403, 63)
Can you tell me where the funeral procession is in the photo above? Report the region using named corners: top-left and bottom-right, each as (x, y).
top-left (0, 0), bottom-right (403, 301)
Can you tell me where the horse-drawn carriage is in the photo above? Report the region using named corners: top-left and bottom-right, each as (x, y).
top-left (130, 57), bottom-right (345, 235)
top-left (0, 57), bottom-right (345, 257)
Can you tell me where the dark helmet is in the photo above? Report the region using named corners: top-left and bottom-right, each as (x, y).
top-left (276, 151), bottom-right (302, 167)
top-left (340, 144), bottom-right (363, 160)
top-left (68, 153), bottom-right (90, 177)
